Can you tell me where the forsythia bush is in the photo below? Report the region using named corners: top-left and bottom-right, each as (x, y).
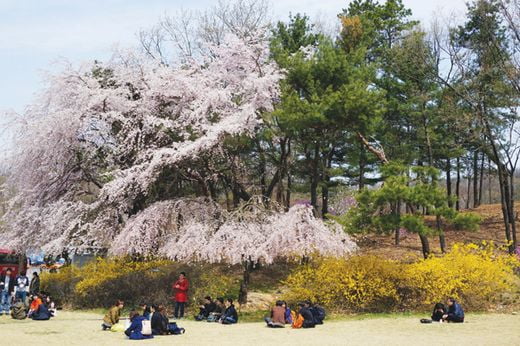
top-left (41, 258), bottom-right (238, 309)
top-left (284, 243), bottom-right (520, 312)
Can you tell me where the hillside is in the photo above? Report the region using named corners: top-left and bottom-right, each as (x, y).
top-left (357, 203), bottom-right (518, 260)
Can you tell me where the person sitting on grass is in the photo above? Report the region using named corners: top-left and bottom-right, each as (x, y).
top-left (102, 300), bottom-right (124, 331)
top-left (28, 293), bottom-right (43, 318)
top-left (265, 300), bottom-right (286, 328)
top-left (219, 298), bottom-right (238, 325)
top-left (139, 303), bottom-right (153, 320)
top-left (11, 298), bottom-right (27, 320)
top-left (310, 302), bottom-right (326, 325)
top-left (125, 310), bottom-right (153, 340)
top-left (442, 298), bottom-right (464, 323)
top-left (31, 298), bottom-right (52, 320)
top-left (282, 301), bottom-right (293, 325)
top-left (432, 303), bottom-right (446, 322)
top-left (151, 305), bottom-right (185, 335)
top-left (195, 296), bottom-right (216, 321)
top-left (298, 301), bottom-right (315, 328)
top-left (208, 297), bottom-right (225, 322)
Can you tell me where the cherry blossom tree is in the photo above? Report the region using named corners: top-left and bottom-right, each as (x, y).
top-left (1, 30), bottom-right (357, 304)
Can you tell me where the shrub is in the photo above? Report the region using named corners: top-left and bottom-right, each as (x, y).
top-left (41, 257), bottom-right (239, 309)
top-left (283, 243), bottom-right (520, 312)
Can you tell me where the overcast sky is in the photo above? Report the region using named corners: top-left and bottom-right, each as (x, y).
top-left (0, 0), bottom-right (467, 131)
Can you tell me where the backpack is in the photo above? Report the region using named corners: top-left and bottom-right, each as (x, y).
top-left (141, 320), bottom-right (152, 336)
top-left (292, 313), bottom-right (304, 329)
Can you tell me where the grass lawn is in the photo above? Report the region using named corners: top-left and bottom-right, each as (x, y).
top-left (1, 311), bottom-right (519, 345)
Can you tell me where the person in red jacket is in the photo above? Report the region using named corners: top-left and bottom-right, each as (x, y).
top-left (173, 272), bottom-right (189, 318)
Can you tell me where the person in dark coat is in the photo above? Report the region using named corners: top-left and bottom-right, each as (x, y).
top-left (220, 298), bottom-right (238, 324)
top-left (298, 301), bottom-right (315, 328)
top-left (151, 305), bottom-right (185, 335)
top-left (431, 303), bottom-right (446, 322)
top-left (1, 268), bottom-right (16, 315)
top-left (32, 301), bottom-right (52, 320)
top-left (309, 302), bottom-right (326, 325)
top-left (124, 310), bottom-right (153, 340)
top-left (195, 296), bottom-right (216, 321)
top-left (208, 297), bottom-right (225, 322)
top-left (443, 298), bottom-right (464, 323)
top-left (29, 272), bottom-right (40, 296)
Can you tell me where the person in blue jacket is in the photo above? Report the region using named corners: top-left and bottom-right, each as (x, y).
top-left (219, 298), bottom-right (238, 325)
top-left (443, 298), bottom-right (464, 323)
top-left (125, 310), bottom-right (153, 340)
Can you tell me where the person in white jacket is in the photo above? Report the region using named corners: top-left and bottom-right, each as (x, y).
top-left (14, 271), bottom-right (29, 305)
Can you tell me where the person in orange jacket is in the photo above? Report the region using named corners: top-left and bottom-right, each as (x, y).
top-left (173, 272), bottom-right (189, 319)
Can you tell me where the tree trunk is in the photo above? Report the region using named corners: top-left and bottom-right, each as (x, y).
top-left (478, 152), bottom-right (485, 206)
top-left (446, 158), bottom-right (452, 208)
top-left (456, 157), bottom-right (461, 211)
top-left (394, 201), bottom-right (401, 245)
top-left (473, 150), bottom-right (479, 208)
top-left (310, 143), bottom-right (320, 215)
top-left (419, 234), bottom-right (430, 259)
top-left (466, 169), bottom-right (471, 209)
top-left (488, 156), bottom-right (492, 204)
top-left (238, 259), bottom-right (254, 305)
top-left (359, 143), bottom-right (366, 191)
top-left (285, 139), bottom-right (292, 211)
top-left (437, 215), bottom-right (446, 253)
top-left (321, 149), bottom-right (333, 217)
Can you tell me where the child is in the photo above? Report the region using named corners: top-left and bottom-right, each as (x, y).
top-left (125, 310), bottom-right (153, 340)
top-left (219, 298), bottom-right (238, 325)
top-left (102, 300), bottom-right (124, 330)
top-left (265, 300), bottom-right (285, 328)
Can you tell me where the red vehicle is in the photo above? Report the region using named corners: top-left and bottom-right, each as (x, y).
top-left (0, 249), bottom-right (27, 277)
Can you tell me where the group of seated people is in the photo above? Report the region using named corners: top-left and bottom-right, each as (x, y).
top-left (422, 298), bottom-right (465, 323)
top-left (195, 296), bottom-right (238, 324)
top-left (11, 293), bottom-right (56, 321)
top-left (265, 300), bottom-right (325, 329)
top-left (102, 300), bottom-right (185, 340)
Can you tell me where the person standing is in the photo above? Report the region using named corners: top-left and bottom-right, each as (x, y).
top-left (173, 272), bottom-right (189, 319)
top-left (30, 272), bottom-right (40, 296)
top-left (15, 271), bottom-right (30, 305)
top-left (0, 268), bottom-right (16, 315)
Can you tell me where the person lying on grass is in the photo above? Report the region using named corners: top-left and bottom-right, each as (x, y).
top-left (102, 300), bottom-right (124, 331)
top-left (443, 298), bottom-right (464, 323)
top-left (265, 300), bottom-right (286, 328)
top-left (125, 310), bottom-right (153, 340)
top-left (219, 298), bottom-right (238, 325)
